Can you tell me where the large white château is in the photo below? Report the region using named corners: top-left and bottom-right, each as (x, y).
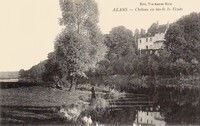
top-left (138, 22), bottom-right (169, 54)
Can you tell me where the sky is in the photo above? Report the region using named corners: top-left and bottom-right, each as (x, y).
top-left (0, 0), bottom-right (199, 71)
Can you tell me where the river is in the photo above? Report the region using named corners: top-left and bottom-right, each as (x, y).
top-left (0, 86), bottom-right (200, 126)
top-left (94, 87), bottom-right (200, 126)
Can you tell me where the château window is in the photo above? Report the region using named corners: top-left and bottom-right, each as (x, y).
top-left (146, 38), bottom-right (148, 42)
top-left (146, 46), bottom-right (148, 49)
top-left (150, 38), bottom-right (152, 41)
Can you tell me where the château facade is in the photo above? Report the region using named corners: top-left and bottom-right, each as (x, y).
top-left (138, 23), bottom-right (169, 54)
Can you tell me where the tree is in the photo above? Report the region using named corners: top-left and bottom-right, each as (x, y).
top-left (42, 52), bottom-right (63, 83)
top-left (43, 0), bottom-right (106, 90)
top-left (104, 26), bottom-right (136, 61)
top-left (164, 12), bottom-right (200, 75)
top-left (59, 0), bottom-right (98, 36)
top-left (19, 61), bottom-right (47, 82)
top-left (55, 31), bottom-right (92, 90)
top-left (101, 26), bottom-right (137, 76)
top-left (59, 0), bottom-right (106, 65)
top-left (28, 60), bottom-right (47, 81)
top-left (19, 69), bottom-right (25, 79)
top-left (95, 59), bottom-right (110, 76)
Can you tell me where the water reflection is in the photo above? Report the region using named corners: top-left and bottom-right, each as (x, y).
top-left (135, 107), bottom-right (165, 126)
top-left (1, 87), bottom-right (199, 125)
top-left (98, 87), bottom-right (200, 126)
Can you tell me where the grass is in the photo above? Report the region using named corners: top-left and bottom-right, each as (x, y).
top-left (0, 84), bottom-right (125, 124)
top-left (0, 86), bottom-right (90, 107)
top-left (0, 86), bottom-right (92, 124)
top-left (0, 85), bottom-right (121, 124)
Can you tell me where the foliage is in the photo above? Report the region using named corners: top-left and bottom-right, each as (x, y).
top-left (59, 0), bottom-right (107, 67)
top-left (90, 97), bottom-right (108, 109)
top-left (42, 0), bottom-right (106, 90)
top-left (21, 11), bottom-right (200, 89)
top-left (93, 26), bottom-right (137, 76)
top-left (43, 31), bottom-right (93, 89)
top-left (104, 26), bottom-right (136, 61)
top-left (164, 12), bottom-right (200, 76)
top-left (59, 0), bottom-right (98, 36)
top-left (85, 13), bottom-right (200, 92)
top-left (19, 60), bottom-right (47, 82)
top-left (42, 52), bottom-right (65, 84)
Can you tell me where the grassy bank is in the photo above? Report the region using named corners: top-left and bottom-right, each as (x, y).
top-left (0, 85), bottom-right (122, 124)
top-left (0, 86), bottom-right (91, 107)
top-left (0, 86), bottom-right (92, 124)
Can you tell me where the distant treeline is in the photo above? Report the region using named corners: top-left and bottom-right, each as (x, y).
top-left (0, 71), bottom-right (19, 79)
top-left (19, 60), bottom-right (47, 82)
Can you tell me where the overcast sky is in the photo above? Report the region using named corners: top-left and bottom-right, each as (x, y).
top-left (0, 0), bottom-right (199, 71)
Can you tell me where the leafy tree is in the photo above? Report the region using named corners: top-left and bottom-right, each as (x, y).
top-left (101, 26), bottom-right (137, 76)
top-left (158, 50), bottom-right (173, 76)
top-left (164, 12), bottom-right (200, 76)
top-left (147, 55), bottom-right (159, 77)
top-left (42, 52), bottom-right (63, 83)
top-left (43, 0), bottom-right (106, 90)
top-left (19, 69), bottom-right (25, 79)
top-left (95, 59), bottom-right (110, 76)
top-left (59, 0), bottom-right (106, 65)
top-left (59, 0), bottom-right (98, 36)
top-left (19, 61), bottom-right (47, 82)
top-left (110, 54), bottom-right (136, 75)
top-left (104, 26), bottom-right (136, 61)
top-left (55, 31), bottom-right (92, 90)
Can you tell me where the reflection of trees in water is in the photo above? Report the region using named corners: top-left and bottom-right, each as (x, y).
top-left (88, 87), bottom-right (200, 125)
top-left (153, 87), bottom-right (200, 125)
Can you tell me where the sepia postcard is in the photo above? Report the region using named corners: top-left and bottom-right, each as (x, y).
top-left (0, 0), bottom-right (200, 126)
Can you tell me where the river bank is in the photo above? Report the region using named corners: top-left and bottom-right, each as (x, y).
top-left (0, 85), bottom-right (121, 125)
top-left (89, 75), bottom-right (200, 92)
top-left (1, 84), bottom-right (200, 125)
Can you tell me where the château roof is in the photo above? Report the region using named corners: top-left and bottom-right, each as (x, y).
top-left (155, 24), bottom-right (168, 34)
top-left (139, 23), bottom-right (169, 38)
